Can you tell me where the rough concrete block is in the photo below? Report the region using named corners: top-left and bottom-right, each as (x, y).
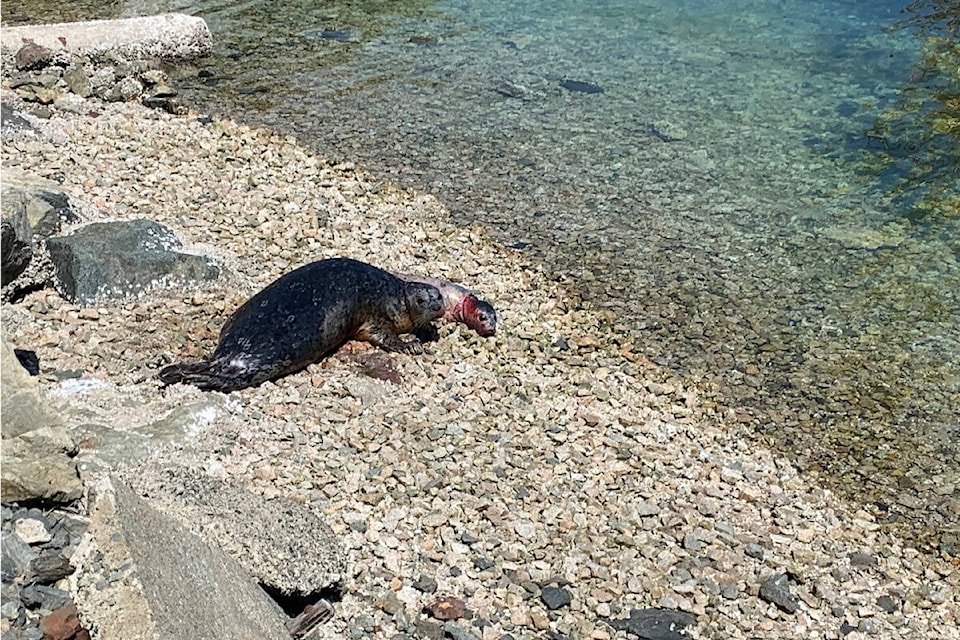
top-left (71, 477), bottom-right (291, 640)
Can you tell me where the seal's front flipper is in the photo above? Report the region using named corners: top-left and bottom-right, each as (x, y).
top-left (368, 329), bottom-right (424, 355)
top-left (355, 319), bottom-right (425, 355)
top-left (413, 324), bottom-right (440, 344)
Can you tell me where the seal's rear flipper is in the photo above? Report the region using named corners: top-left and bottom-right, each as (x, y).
top-left (158, 361), bottom-right (250, 392)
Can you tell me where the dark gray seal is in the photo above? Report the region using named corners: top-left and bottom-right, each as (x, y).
top-left (158, 258), bottom-right (444, 392)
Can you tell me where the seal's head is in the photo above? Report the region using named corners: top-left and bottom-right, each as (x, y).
top-left (404, 282), bottom-right (445, 327)
top-left (462, 295), bottom-right (497, 337)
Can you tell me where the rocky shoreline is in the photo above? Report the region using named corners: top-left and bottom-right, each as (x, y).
top-left (2, 55), bottom-right (959, 640)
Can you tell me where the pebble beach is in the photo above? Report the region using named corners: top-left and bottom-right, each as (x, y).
top-left (2, 97), bottom-right (959, 639)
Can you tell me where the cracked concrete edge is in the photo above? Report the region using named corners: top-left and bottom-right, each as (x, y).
top-left (1, 13), bottom-right (212, 68)
top-left (69, 475), bottom-right (292, 640)
top-left (69, 475), bottom-right (161, 640)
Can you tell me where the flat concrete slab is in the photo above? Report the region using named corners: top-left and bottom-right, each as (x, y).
top-left (1, 13), bottom-right (211, 66)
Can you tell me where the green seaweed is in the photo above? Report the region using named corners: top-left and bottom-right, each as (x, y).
top-left (864, 0), bottom-right (960, 221)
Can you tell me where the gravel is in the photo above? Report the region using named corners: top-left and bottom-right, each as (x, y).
top-left (1, 95), bottom-right (959, 640)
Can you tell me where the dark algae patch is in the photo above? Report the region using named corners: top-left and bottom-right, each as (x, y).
top-left (863, 0), bottom-right (960, 221)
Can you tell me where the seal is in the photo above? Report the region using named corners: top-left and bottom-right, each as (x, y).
top-left (395, 273), bottom-right (497, 337)
top-left (158, 258), bottom-right (445, 392)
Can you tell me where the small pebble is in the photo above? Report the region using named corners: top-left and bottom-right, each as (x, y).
top-left (541, 586), bottom-right (572, 610)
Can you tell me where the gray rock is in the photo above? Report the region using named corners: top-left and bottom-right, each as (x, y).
top-left (1, 102), bottom-right (35, 133)
top-left (19, 584), bottom-right (72, 611)
top-left (414, 620), bottom-right (444, 640)
top-left (1, 530), bottom-right (38, 582)
top-left (1, 219), bottom-right (32, 284)
top-left (123, 462), bottom-right (344, 596)
top-left (45, 219), bottom-right (220, 304)
top-left (849, 552), bottom-right (878, 568)
top-left (63, 65), bottom-right (93, 98)
top-left (1, 168), bottom-right (76, 242)
top-left (28, 549), bottom-right (73, 584)
top-left (858, 618), bottom-right (879, 635)
top-left (0, 582), bottom-right (22, 619)
top-left (1, 341), bottom-right (82, 504)
top-left (140, 399), bottom-right (225, 443)
top-left (605, 607), bottom-right (697, 640)
top-left (140, 69), bottom-right (169, 85)
top-left (1, 339), bottom-right (62, 439)
top-left (758, 573), bottom-right (800, 614)
top-left (71, 398), bottom-right (230, 472)
top-left (682, 533), bottom-right (702, 553)
top-left (68, 422), bottom-right (154, 472)
top-left (0, 433), bottom-right (82, 505)
top-left (413, 575), bottom-right (439, 593)
top-left (444, 621), bottom-right (482, 640)
top-left (73, 476), bottom-right (291, 640)
top-left (377, 592), bottom-right (403, 615)
top-left (744, 543), bottom-right (764, 560)
top-left (52, 94), bottom-right (87, 114)
top-left (877, 594), bottom-right (898, 613)
top-left (104, 76), bottom-right (143, 102)
top-left (541, 586), bottom-right (572, 610)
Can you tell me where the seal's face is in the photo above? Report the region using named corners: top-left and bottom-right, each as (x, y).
top-left (463, 296), bottom-right (497, 337)
top-left (405, 282), bottom-right (445, 326)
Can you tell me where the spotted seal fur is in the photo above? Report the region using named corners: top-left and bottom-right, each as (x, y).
top-left (159, 258), bottom-right (444, 391)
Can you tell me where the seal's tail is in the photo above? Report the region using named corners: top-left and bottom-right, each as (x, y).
top-left (158, 361), bottom-right (244, 392)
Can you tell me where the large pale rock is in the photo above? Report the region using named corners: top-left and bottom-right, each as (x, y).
top-left (1, 340), bottom-right (82, 504)
top-left (68, 396), bottom-right (231, 472)
top-left (1, 340), bottom-right (61, 439)
top-left (71, 477), bottom-right (290, 640)
top-left (46, 219), bottom-right (221, 304)
top-left (1, 432), bottom-right (82, 504)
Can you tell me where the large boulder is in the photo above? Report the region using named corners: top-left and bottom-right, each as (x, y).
top-left (1, 219), bottom-right (32, 287)
top-left (72, 476), bottom-right (291, 640)
top-left (0, 340), bottom-right (82, 504)
top-left (46, 219), bottom-right (221, 304)
top-left (0, 167), bottom-right (78, 287)
top-left (0, 433), bottom-right (82, 505)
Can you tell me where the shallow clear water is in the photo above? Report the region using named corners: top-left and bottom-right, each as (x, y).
top-left (7, 0), bottom-right (958, 549)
